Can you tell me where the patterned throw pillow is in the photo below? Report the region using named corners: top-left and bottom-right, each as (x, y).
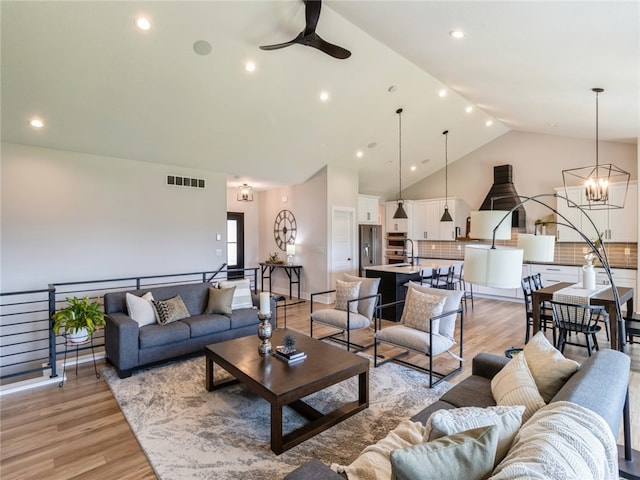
top-left (400, 288), bottom-right (446, 333)
top-left (152, 295), bottom-right (190, 325)
top-left (335, 280), bottom-right (361, 312)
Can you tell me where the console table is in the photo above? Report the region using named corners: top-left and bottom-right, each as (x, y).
top-left (260, 263), bottom-right (302, 300)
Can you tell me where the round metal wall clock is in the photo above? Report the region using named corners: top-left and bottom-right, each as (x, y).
top-left (273, 209), bottom-right (297, 251)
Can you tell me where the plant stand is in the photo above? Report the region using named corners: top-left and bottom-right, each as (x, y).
top-left (59, 334), bottom-right (100, 388)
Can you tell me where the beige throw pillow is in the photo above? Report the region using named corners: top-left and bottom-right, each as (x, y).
top-left (491, 352), bottom-right (546, 423)
top-left (401, 288), bottom-right (446, 333)
top-left (523, 331), bottom-right (580, 403)
top-left (205, 286), bottom-right (235, 315)
top-left (335, 280), bottom-right (361, 312)
top-left (219, 279), bottom-right (253, 310)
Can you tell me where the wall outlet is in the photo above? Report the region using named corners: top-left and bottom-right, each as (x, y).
top-left (216, 234), bottom-right (221, 241)
top-left (215, 249), bottom-right (222, 257)
top-left (457, 245), bottom-right (462, 251)
top-left (431, 244), bottom-right (436, 250)
top-left (582, 247), bottom-right (589, 254)
top-left (624, 247), bottom-right (630, 255)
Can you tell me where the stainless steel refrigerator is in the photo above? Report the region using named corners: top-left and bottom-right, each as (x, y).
top-left (359, 225), bottom-right (382, 276)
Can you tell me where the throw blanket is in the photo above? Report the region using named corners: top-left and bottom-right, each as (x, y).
top-left (489, 401), bottom-right (618, 480)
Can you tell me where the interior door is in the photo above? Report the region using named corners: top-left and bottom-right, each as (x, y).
top-left (331, 208), bottom-right (355, 287)
top-left (226, 212), bottom-right (244, 279)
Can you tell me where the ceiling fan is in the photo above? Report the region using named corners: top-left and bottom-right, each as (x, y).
top-left (260, 0), bottom-right (351, 59)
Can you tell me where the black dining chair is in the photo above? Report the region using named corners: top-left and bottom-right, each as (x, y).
top-left (521, 275), bottom-right (556, 344)
top-left (550, 300), bottom-right (608, 356)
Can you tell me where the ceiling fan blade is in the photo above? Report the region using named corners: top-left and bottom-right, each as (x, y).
top-left (259, 33), bottom-right (303, 51)
top-left (304, 32), bottom-right (351, 59)
top-left (259, 0), bottom-right (350, 59)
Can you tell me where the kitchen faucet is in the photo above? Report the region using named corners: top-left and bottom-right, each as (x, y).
top-left (404, 238), bottom-right (415, 266)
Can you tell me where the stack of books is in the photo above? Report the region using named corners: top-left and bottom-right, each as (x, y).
top-left (274, 346), bottom-right (306, 364)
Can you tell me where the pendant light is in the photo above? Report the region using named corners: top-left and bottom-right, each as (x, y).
top-left (561, 88), bottom-right (629, 210)
top-left (392, 108), bottom-right (408, 219)
top-left (440, 129), bottom-right (453, 222)
top-left (237, 183), bottom-right (254, 202)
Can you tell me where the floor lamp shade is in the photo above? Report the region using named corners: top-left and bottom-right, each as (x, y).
top-left (469, 211), bottom-right (512, 240)
top-left (517, 234), bottom-right (555, 262)
top-left (464, 245), bottom-right (523, 289)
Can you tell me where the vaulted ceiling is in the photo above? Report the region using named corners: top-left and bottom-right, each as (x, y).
top-left (2, 1), bottom-right (638, 199)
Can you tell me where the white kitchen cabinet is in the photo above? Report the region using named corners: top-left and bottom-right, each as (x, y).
top-left (529, 264), bottom-right (580, 287)
top-left (358, 195), bottom-right (380, 225)
top-left (555, 181), bottom-right (637, 243)
top-left (411, 200), bottom-right (440, 240)
top-left (411, 198), bottom-right (470, 241)
top-left (593, 267), bottom-right (636, 289)
top-left (385, 200), bottom-right (413, 234)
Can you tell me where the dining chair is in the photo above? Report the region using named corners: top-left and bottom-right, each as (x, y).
top-left (549, 300), bottom-right (607, 356)
top-left (521, 276), bottom-right (556, 344)
top-left (453, 263), bottom-right (473, 311)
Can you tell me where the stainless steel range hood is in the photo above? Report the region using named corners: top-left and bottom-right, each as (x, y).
top-left (479, 165), bottom-right (526, 230)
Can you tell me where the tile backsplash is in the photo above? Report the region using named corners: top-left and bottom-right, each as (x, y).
top-left (416, 235), bottom-right (637, 269)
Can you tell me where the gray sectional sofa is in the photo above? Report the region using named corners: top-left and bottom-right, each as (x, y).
top-left (284, 348), bottom-right (631, 479)
top-left (104, 282), bottom-right (276, 378)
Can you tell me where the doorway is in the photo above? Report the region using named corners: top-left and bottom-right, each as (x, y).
top-left (227, 212), bottom-right (245, 279)
top-left (331, 207), bottom-right (356, 287)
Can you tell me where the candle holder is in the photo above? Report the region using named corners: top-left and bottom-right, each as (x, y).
top-left (257, 312), bottom-right (272, 355)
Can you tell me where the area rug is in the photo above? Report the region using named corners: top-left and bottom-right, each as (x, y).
top-left (102, 354), bottom-right (451, 480)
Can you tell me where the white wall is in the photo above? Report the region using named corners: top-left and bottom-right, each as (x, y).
top-left (1, 143), bottom-right (228, 291)
top-left (403, 131), bottom-right (638, 233)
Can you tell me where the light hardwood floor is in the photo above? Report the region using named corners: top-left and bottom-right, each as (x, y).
top-left (1, 297), bottom-right (638, 479)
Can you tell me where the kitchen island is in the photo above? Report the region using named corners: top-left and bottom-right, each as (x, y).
top-left (364, 264), bottom-right (422, 321)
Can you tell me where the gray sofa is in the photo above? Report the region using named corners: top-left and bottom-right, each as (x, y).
top-left (284, 348), bottom-right (630, 479)
top-left (104, 282), bottom-right (276, 378)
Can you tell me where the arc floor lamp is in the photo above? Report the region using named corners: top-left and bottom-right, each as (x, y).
top-left (464, 192), bottom-right (639, 479)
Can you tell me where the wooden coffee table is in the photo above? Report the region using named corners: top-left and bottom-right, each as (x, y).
top-left (205, 329), bottom-right (369, 454)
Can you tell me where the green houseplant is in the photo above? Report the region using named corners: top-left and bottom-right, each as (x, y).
top-left (52, 296), bottom-right (105, 343)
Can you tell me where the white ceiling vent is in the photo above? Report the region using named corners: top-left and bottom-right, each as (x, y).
top-left (166, 175), bottom-right (206, 189)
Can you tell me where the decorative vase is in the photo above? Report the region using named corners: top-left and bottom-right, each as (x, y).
top-left (582, 264), bottom-right (596, 290)
top-left (257, 312), bottom-right (272, 355)
top-left (66, 327), bottom-right (89, 343)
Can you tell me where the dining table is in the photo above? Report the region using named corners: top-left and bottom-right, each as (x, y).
top-left (532, 281), bottom-right (634, 351)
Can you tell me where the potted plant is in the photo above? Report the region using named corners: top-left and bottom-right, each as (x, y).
top-left (52, 296), bottom-right (105, 343)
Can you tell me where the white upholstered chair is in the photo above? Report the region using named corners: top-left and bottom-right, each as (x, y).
top-left (310, 274), bottom-right (381, 352)
top-left (374, 282), bottom-right (464, 387)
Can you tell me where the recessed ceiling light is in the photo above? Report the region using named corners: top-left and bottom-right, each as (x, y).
top-left (410, 165), bottom-right (416, 172)
top-left (245, 61), bottom-right (256, 72)
top-left (465, 106), bottom-right (473, 114)
top-left (356, 150), bottom-right (363, 158)
top-left (29, 118), bottom-right (44, 128)
top-left (193, 40), bottom-right (212, 56)
top-left (368, 142), bottom-right (377, 149)
top-left (547, 122), bottom-right (558, 128)
top-left (449, 30), bottom-right (466, 39)
top-left (421, 158), bottom-right (430, 164)
top-left (438, 89), bottom-right (447, 98)
top-left (135, 17), bottom-right (151, 31)
top-left (388, 85), bottom-right (397, 93)
top-left (319, 91), bottom-right (329, 102)
top-left (485, 120), bottom-right (493, 127)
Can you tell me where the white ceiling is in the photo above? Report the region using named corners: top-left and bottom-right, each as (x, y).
top-left (2, 1), bottom-right (638, 199)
